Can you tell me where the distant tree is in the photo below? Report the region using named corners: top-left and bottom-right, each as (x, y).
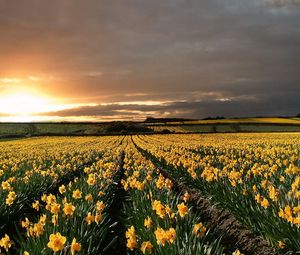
top-left (105, 122), bottom-right (152, 134)
top-left (145, 117), bottom-right (156, 122)
top-left (202, 116), bottom-right (225, 120)
top-left (144, 117), bottom-right (192, 123)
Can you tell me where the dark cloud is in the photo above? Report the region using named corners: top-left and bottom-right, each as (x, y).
top-left (0, 0), bottom-right (299, 119)
top-left (40, 86), bottom-right (300, 119)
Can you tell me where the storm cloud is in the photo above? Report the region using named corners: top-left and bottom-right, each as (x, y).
top-left (0, 0), bottom-right (299, 120)
top-left (41, 88), bottom-right (300, 120)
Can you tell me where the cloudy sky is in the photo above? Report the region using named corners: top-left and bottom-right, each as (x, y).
top-left (0, 0), bottom-right (299, 121)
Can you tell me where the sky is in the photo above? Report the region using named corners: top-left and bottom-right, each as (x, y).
top-left (0, 0), bottom-right (299, 122)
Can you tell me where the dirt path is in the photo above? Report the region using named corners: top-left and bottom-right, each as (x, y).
top-left (103, 152), bottom-right (127, 255)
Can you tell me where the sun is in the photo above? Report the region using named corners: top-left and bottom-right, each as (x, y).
top-left (0, 91), bottom-right (100, 122)
top-left (0, 92), bottom-right (53, 121)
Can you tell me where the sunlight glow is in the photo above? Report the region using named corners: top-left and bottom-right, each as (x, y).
top-left (0, 93), bottom-right (51, 115)
top-left (0, 91), bottom-right (100, 122)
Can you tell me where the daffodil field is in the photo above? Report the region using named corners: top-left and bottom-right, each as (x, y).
top-left (1, 133), bottom-right (300, 254)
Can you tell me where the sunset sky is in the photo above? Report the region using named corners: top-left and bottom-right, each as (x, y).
top-left (0, 0), bottom-right (299, 122)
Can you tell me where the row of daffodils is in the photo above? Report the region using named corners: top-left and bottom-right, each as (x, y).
top-left (133, 133), bottom-right (300, 253)
top-left (0, 136), bottom-right (123, 254)
top-left (121, 136), bottom-right (226, 254)
top-left (0, 137), bottom-right (121, 233)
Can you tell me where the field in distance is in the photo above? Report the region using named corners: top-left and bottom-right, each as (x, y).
top-left (1, 117), bottom-right (300, 138)
top-left (144, 117), bottom-right (300, 133)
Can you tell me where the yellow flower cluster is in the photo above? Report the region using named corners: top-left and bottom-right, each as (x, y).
top-left (154, 227), bottom-right (176, 246)
top-left (126, 226), bottom-right (137, 250)
top-left (156, 174), bottom-right (173, 190)
top-left (278, 205), bottom-right (300, 225)
top-left (5, 191), bottom-right (16, 206)
top-left (141, 241), bottom-right (153, 254)
top-left (46, 232), bottom-right (81, 254)
top-left (177, 202), bottom-right (188, 218)
top-left (0, 234), bottom-right (13, 252)
top-left (47, 233), bottom-right (66, 252)
top-left (192, 223), bottom-right (206, 237)
top-left (152, 200), bottom-right (175, 219)
top-left (22, 214), bottom-right (46, 237)
top-left (144, 217), bottom-right (153, 229)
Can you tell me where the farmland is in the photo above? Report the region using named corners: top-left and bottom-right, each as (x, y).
top-left (1, 118), bottom-right (300, 138)
top-left (0, 133), bottom-right (300, 254)
top-left (145, 118), bottom-right (300, 133)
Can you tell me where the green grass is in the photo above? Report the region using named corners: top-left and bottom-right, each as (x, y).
top-left (0, 123), bottom-right (105, 136)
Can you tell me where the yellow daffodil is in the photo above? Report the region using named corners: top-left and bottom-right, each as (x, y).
top-left (47, 233), bottom-right (66, 252)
